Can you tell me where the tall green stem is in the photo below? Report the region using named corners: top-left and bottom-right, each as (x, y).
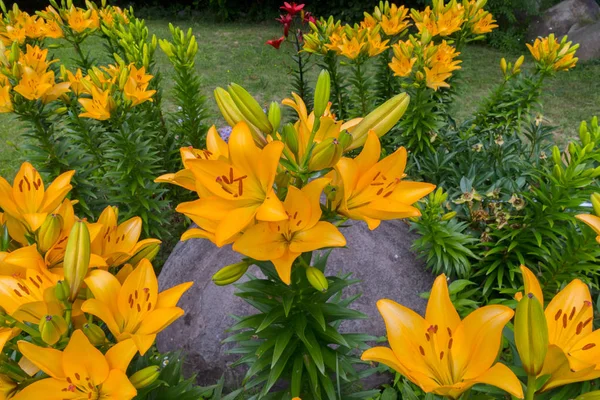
top-left (525, 374), bottom-right (536, 400)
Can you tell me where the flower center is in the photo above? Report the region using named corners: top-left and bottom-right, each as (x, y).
top-left (215, 167), bottom-right (248, 198)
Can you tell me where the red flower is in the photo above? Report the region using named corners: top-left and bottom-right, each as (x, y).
top-left (303, 11), bottom-right (316, 24)
top-left (276, 14), bottom-right (293, 37)
top-left (280, 2), bottom-right (305, 16)
top-left (266, 36), bottom-right (285, 49)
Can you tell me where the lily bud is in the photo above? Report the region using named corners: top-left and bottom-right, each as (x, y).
top-left (228, 83), bottom-right (273, 134)
top-left (313, 70), bottom-right (331, 118)
top-left (37, 214), bottom-right (63, 253)
top-left (441, 211), bottom-right (457, 221)
top-left (338, 130), bottom-right (353, 151)
top-left (308, 138), bottom-right (342, 171)
top-left (552, 146), bottom-right (562, 165)
top-left (500, 58), bottom-right (507, 75)
top-left (591, 193), bottom-right (600, 216)
top-left (576, 390), bottom-right (600, 400)
top-left (212, 261), bottom-right (249, 286)
top-left (63, 221), bottom-right (91, 301)
top-left (552, 164), bottom-right (563, 179)
top-left (159, 39), bottom-right (174, 58)
top-left (1, 223), bottom-right (9, 252)
top-left (580, 121), bottom-right (591, 145)
top-left (513, 55), bottom-right (524, 73)
top-left (282, 123), bottom-right (299, 156)
top-left (128, 242), bottom-right (161, 266)
top-left (39, 315), bottom-right (68, 345)
top-left (268, 102), bottom-right (281, 133)
top-left (54, 280), bottom-right (70, 303)
top-left (515, 293), bottom-right (548, 376)
top-left (347, 93), bottom-right (410, 151)
top-left (306, 267), bottom-right (328, 292)
top-left (83, 323), bottom-right (106, 346)
top-left (130, 366), bottom-right (161, 389)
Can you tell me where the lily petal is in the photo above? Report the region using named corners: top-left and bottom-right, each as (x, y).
top-left (519, 265), bottom-right (544, 306)
top-left (98, 369), bottom-right (137, 400)
top-left (17, 341), bottom-right (65, 379)
top-left (289, 221), bottom-right (346, 253)
top-left (105, 339), bottom-right (137, 372)
top-left (157, 281), bottom-right (193, 308)
top-left (232, 222), bottom-right (287, 261)
top-left (62, 330), bottom-right (109, 386)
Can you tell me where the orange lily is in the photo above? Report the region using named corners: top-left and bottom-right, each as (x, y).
top-left (18, 45), bottom-right (54, 74)
top-left (233, 178), bottom-right (346, 284)
top-left (13, 67), bottom-right (55, 101)
top-left (362, 274), bottom-right (523, 399)
top-left (0, 85), bottom-right (12, 113)
top-left (90, 206), bottom-right (161, 268)
top-left (0, 162), bottom-right (74, 232)
top-left (329, 131), bottom-right (435, 229)
top-left (175, 122), bottom-right (287, 246)
top-left (517, 266), bottom-right (600, 391)
top-left (155, 126), bottom-right (229, 192)
top-left (123, 77), bottom-right (156, 106)
top-left (15, 331), bottom-right (137, 400)
top-left (66, 6), bottom-right (98, 33)
top-left (65, 69), bottom-right (90, 96)
top-left (78, 86), bottom-right (113, 120)
top-left (0, 245), bottom-right (46, 276)
top-left (81, 259), bottom-right (192, 354)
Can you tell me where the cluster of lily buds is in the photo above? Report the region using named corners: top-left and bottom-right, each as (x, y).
top-left (499, 55), bottom-right (525, 80)
top-left (363, 1), bottom-right (411, 37)
top-left (526, 33), bottom-right (579, 73)
top-left (0, 162), bottom-right (192, 399)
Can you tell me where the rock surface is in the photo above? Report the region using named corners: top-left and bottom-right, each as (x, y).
top-left (566, 20), bottom-right (600, 60)
top-left (157, 219), bottom-right (434, 387)
top-left (527, 0), bottom-right (600, 41)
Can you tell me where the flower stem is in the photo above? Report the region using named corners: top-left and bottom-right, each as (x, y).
top-left (525, 374), bottom-right (537, 400)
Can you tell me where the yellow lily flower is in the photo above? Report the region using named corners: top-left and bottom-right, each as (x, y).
top-left (65, 69), bottom-right (90, 96)
top-left (176, 122), bottom-right (287, 246)
top-left (41, 19), bottom-right (64, 39)
top-left (0, 85), bottom-right (13, 113)
top-left (337, 36), bottom-right (365, 60)
top-left (66, 6), bottom-right (98, 33)
top-left (471, 11), bottom-right (498, 34)
top-left (18, 45), bottom-right (54, 75)
top-left (380, 12), bottom-right (410, 36)
top-left (0, 374), bottom-right (16, 399)
top-left (155, 126), bottom-right (229, 192)
top-left (0, 245), bottom-right (46, 276)
top-left (362, 274), bottom-right (524, 399)
top-left (78, 85), bottom-right (113, 121)
top-left (90, 206), bottom-right (161, 268)
top-left (0, 267), bottom-right (60, 323)
top-left (81, 259), bottom-right (193, 354)
top-left (329, 131), bottom-right (435, 230)
top-left (517, 266), bottom-right (600, 391)
top-left (15, 330), bottom-right (137, 400)
top-left (0, 162), bottom-right (75, 232)
top-left (576, 214), bottom-right (600, 243)
top-left (367, 33), bottom-right (389, 57)
top-left (526, 34), bottom-right (578, 72)
top-left (123, 77), bottom-right (156, 106)
top-left (232, 178), bottom-right (346, 284)
top-left (13, 67), bottom-right (55, 101)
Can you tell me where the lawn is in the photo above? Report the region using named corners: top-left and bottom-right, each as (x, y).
top-left (1, 19), bottom-right (599, 178)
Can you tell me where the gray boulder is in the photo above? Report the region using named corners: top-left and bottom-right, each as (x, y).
top-left (156, 219), bottom-right (434, 388)
top-left (527, 0), bottom-right (600, 41)
top-left (566, 20), bottom-right (600, 60)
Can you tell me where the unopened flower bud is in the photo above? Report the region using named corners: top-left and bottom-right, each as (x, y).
top-left (338, 130), bottom-right (353, 151)
top-left (1, 224), bottom-right (9, 252)
top-left (552, 146), bottom-right (562, 165)
top-left (313, 70), bottom-right (331, 118)
top-left (39, 314), bottom-right (68, 345)
top-left (128, 242), bottom-right (161, 266)
top-left (515, 293), bottom-right (548, 376)
top-left (282, 123), bottom-right (299, 156)
top-left (37, 214), bottom-right (63, 253)
top-left (212, 261), bottom-right (249, 286)
top-left (441, 211), bottom-right (456, 221)
top-left (130, 365), bottom-right (161, 389)
top-left (500, 58), bottom-right (507, 75)
top-left (513, 55), bottom-right (524, 73)
top-left (306, 267), bottom-right (328, 292)
top-left (228, 83), bottom-right (272, 134)
top-left (63, 221), bottom-right (91, 301)
top-left (347, 93), bottom-right (410, 151)
top-left (83, 323), bottom-right (106, 346)
top-left (54, 280), bottom-right (70, 302)
top-left (591, 193), bottom-right (600, 216)
top-left (268, 102), bottom-right (281, 133)
top-left (308, 138), bottom-right (342, 171)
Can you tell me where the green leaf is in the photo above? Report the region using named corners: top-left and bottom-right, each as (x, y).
top-left (282, 293), bottom-right (294, 317)
top-left (290, 355), bottom-right (304, 397)
top-left (302, 329), bottom-right (326, 374)
top-left (307, 304), bottom-right (327, 331)
top-left (272, 329), bottom-right (294, 366)
top-left (256, 308), bottom-right (284, 333)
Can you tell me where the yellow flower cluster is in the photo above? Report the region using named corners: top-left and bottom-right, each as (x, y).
top-left (526, 33), bottom-right (578, 72)
top-left (390, 38), bottom-right (462, 90)
top-left (362, 1), bottom-right (411, 37)
top-left (0, 3), bottom-right (63, 46)
top-left (411, 0), bottom-right (497, 38)
top-left (0, 162), bottom-right (191, 399)
top-left (325, 24), bottom-right (389, 60)
top-left (159, 81), bottom-right (435, 285)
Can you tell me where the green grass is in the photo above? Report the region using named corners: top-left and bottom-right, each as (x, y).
top-left (1, 20), bottom-right (599, 178)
